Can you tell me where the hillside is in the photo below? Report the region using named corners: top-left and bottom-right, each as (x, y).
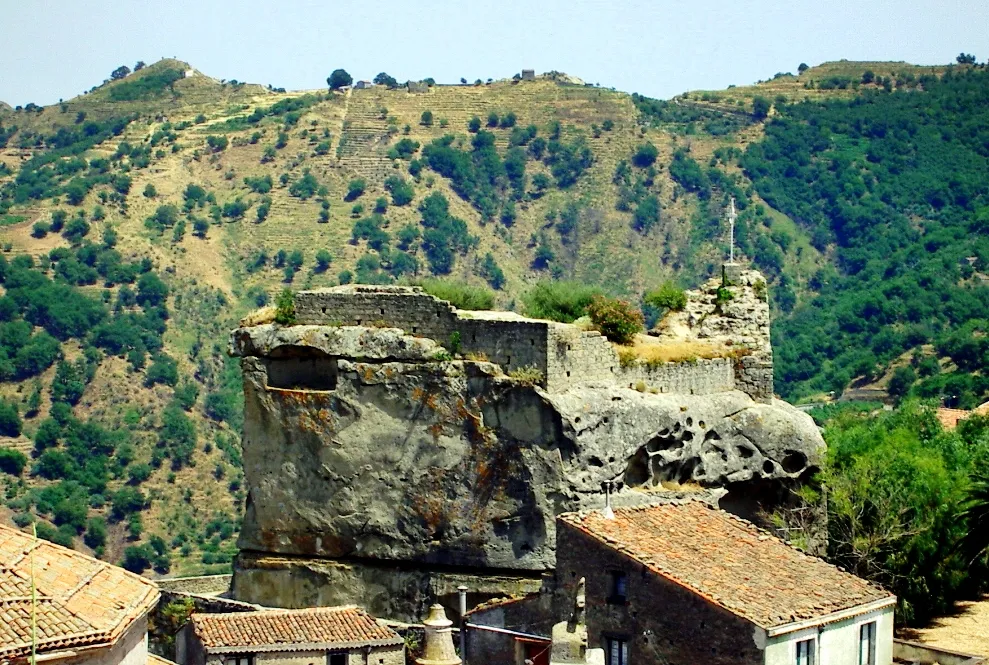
top-left (1, 57), bottom-right (988, 573)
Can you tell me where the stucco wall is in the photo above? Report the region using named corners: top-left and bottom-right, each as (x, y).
top-left (64, 614), bottom-right (149, 665)
top-left (762, 605), bottom-right (894, 665)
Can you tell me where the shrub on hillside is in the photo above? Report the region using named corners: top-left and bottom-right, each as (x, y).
top-left (345, 178), bottom-right (366, 201)
top-left (645, 282), bottom-right (687, 314)
top-left (275, 289), bottom-right (295, 325)
top-left (587, 296), bottom-right (644, 344)
top-left (0, 448), bottom-right (27, 475)
top-left (419, 279), bottom-right (494, 311)
top-left (632, 142), bottom-right (658, 168)
top-left (0, 400), bottom-right (21, 437)
top-left (521, 282), bottom-right (603, 323)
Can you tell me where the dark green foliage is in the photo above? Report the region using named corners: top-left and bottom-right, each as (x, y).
top-left (145, 353), bottom-right (179, 387)
top-left (468, 116), bottom-right (481, 133)
top-left (327, 69), bottom-right (353, 90)
top-left (275, 289), bottom-right (295, 325)
top-left (244, 175), bottom-right (273, 193)
top-left (419, 279), bottom-right (494, 310)
top-left (384, 176), bottom-right (414, 206)
top-left (127, 463), bottom-right (152, 485)
top-left (0, 447), bottom-right (26, 475)
top-left (632, 142), bottom-right (658, 167)
top-left (374, 72), bottom-right (398, 88)
top-left (288, 170), bottom-right (319, 200)
top-left (668, 148), bottom-right (710, 197)
top-left (397, 224), bottom-right (420, 250)
top-left (206, 135), bottom-right (228, 152)
top-left (645, 282), bottom-right (687, 313)
top-left (351, 214), bottom-right (391, 251)
top-left (314, 250), bottom-right (333, 272)
top-left (632, 195), bottom-right (660, 232)
top-left (752, 95), bottom-right (771, 120)
top-left (420, 110), bottom-right (433, 126)
top-left (741, 69), bottom-right (989, 401)
top-left (345, 178), bottom-right (366, 201)
top-left (522, 282), bottom-right (603, 323)
top-left (389, 138), bottom-right (420, 160)
top-left (374, 197), bottom-right (388, 214)
top-left (121, 544), bottom-right (153, 572)
top-left (84, 516), bottom-right (106, 549)
top-left (50, 360), bottom-right (85, 405)
top-left (816, 404), bottom-right (989, 624)
top-left (107, 67), bottom-right (183, 101)
top-left (159, 403), bottom-right (195, 469)
top-left (480, 253), bottom-right (505, 290)
top-left (417, 192), bottom-right (478, 274)
top-left (174, 381), bottom-right (199, 410)
top-left (545, 135), bottom-right (593, 188)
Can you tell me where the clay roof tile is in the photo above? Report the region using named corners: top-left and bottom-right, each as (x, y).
top-left (559, 502), bottom-right (894, 629)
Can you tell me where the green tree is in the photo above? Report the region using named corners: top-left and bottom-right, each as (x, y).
top-left (0, 400), bottom-right (21, 437)
top-left (0, 448), bottom-right (27, 475)
top-left (143, 183), bottom-right (157, 198)
top-left (275, 289), bottom-right (295, 325)
top-left (327, 69), bottom-right (353, 90)
top-left (420, 110), bottom-right (433, 126)
top-left (373, 72), bottom-right (398, 88)
top-left (586, 296), bottom-right (644, 344)
top-left (752, 96), bottom-right (771, 120)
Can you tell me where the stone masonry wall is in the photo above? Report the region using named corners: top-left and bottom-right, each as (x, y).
top-left (291, 284), bottom-right (759, 398)
top-left (619, 357), bottom-right (736, 395)
top-left (556, 520), bottom-right (764, 665)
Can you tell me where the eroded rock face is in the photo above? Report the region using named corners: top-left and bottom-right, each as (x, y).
top-left (232, 324), bottom-right (825, 610)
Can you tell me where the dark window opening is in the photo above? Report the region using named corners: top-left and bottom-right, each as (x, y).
top-left (265, 347), bottom-right (338, 391)
top-left (608, 571), bottom-right (627, 604)
top-left (605, 636), bottom-right (628, 665)
top-left (327, 653), bottom-right (346, 665)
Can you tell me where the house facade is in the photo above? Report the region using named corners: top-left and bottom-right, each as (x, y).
top-left (0, 524), bottom-right (160, 665)
top-left (175, 606), bottom-right (404, 665)
top-left (556, 502), bottom-right (896, 665)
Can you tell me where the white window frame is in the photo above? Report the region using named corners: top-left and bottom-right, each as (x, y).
top-left (795, 638), bottom-right (815, 665)
top-left (225, 656), bottom-right (253, 665)
top-left (859, 621), bottom-right (876, 665)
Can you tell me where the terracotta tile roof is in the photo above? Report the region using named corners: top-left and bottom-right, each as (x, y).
top-left (559, 502), bottom-right (894, 630)
top-left (0, 524), bottom-right (159, 660)
top-left (190, 606), bottom-right (403, 652)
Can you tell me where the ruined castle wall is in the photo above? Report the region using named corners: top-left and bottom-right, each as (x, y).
top-left (294, 287), bottom-right (459, 340)
top-left (619, 357), bottom-right (736, 395)
top-left (544, 326), bottom-right (620, 392)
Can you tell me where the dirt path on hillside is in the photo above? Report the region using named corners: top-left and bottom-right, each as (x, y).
top-left (900, 596), bottom-right (989, 656)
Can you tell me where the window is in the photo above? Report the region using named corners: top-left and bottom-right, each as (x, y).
top-left (605, 637), bottom-right (628, 665)
top-left (859, 622), bottom-right (876, 665)
top-left (608, 571), bottom-right (627, 604)
top-left (327, 653), bottom-right (347, 665)
top-left (795, 639), bottom-right (815, 665)
top-left (225, 656), bottom-right (253, 665)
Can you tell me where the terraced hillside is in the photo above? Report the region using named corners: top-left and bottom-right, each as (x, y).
top-left (1, 56), bottom-right (987, 573)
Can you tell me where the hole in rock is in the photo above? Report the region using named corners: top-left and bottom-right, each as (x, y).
top-left (380, 308), bottom-right (385, 315)
top-left (762, 460), bottom-right (776, 474)
top-left (588, 456), bottom-right (604, 467)
top-left (686, 417), bottom-right (693, 427)
top-left (781, 450), bottom-right (808, 474)
top-left (737, 445), bottom-right (754, 458)
top-left (673, 422), bottom-right (681, 433)
top-left (321, 307), bottom-right (327, 314)
top-left (624, 448), bottom-right (650, 486)
top-left (265, 346), bottom-right (338, 391)
top-left (646, 434), bottom-right (684, 453)
top-left (574, 416), bottom-right (581, 424)
top-left (681, 430), bottom-right (694, 442)
top-left (698, 420), bottom-right (706, 428)
top-left (704, 430), bottom-right (722, 442)
top-left (678, 459), bottom-right (699, 484)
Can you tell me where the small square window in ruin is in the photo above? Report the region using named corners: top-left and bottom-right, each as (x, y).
top-left (608, 571), bottom-right (627, 604)
top-left (566, 371), bottom-right (571, 378)
top-left (321, 307), bottom-right (327, 314)
top-left (412, 327), bottom-right (418, 333)
top-left (380, 308), bottom-right (385, 315)
top-left (327, 654), bottom-right (346, 665)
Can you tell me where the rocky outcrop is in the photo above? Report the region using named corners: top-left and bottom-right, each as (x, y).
top-left (230, 320), bottom-right (824, 620)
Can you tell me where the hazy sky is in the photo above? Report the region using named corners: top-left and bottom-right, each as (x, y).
top-left (1, 0), bottom-right (987, 106)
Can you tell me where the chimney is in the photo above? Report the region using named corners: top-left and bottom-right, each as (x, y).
top-left (417, 604), bottom-right (462, 665)
top-left (602, 480), bottom-right (615, 520)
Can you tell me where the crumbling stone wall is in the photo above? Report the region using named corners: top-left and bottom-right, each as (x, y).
top-left (292, 285), bottom-right (759, 398)
top-left (620, 357), bottom-right (735, 395)
top-left (654, 265), bottom-right (774, 401)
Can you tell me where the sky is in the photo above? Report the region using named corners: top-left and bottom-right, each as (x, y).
top-left (1, 0), bottom-right (987, 107)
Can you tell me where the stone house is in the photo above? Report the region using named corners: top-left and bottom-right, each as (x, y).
top-left (0, 524), bottom-right (161, 665)
top-left (353, 81), bottom-right (373, 90)
top-left (556, 502), bottom-right (896, 665)
top-left (175, 606), bottom-right (404, 665)
top-left (521, 70), bottom-right (536, 81)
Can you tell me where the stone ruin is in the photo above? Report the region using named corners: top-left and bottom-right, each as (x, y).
top-left (228, 267), bottom-right (824, 621)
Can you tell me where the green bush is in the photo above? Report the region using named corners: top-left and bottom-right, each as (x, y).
top-left (521, 282), bottom-right (603, 323)
top-left (0, 400), bottom-right (22, 437)
top-left (632, 142), bottom-right (658, 168)
top-left (345, 178), bottom-right (366, 201)
top-left (0, 447), bottom-right (27, 475)
top-left (418, 279), bottom-right (494, 311)
top-left (645, 282), bottom-right (687, 313)
top-left (384, 176), bottom-right (414, 206)
top-left (586, 296), bottom-right (644, 344)
top-left (275, 289), bottom-right (295, 325)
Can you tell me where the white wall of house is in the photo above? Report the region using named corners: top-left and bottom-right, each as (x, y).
top-left (60, 614), bottom-right (149, 665)
top-left (762, 605), bottom-right (894, 665)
